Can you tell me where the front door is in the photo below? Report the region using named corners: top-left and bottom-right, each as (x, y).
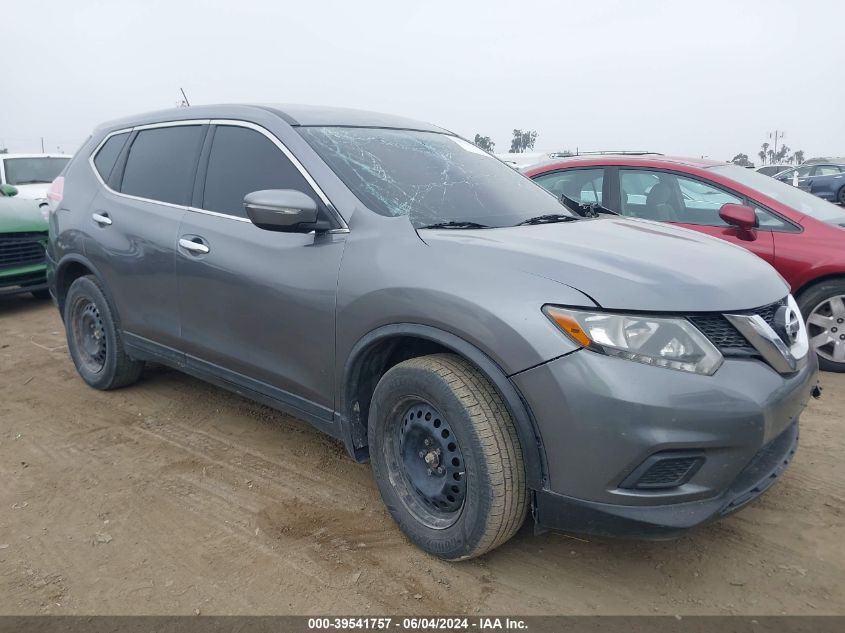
top-left (175, 122), bottom-right (345, 422)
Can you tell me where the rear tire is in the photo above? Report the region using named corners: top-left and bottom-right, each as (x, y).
top-left (797, 279), bottom-right (845, 373)
top-left (368, 353), bottom-right (527, 560)
top-left (64, 275), bottom-right (144, 389)
top-left (837, 185), bottom-right (845, 206)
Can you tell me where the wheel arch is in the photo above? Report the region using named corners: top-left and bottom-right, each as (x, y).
top-left (54, 254), bottom-right (113, 318)
top-left (793, 272), bottom-right (845, 308)
top-left (339, 323), bottom-right (547, 489)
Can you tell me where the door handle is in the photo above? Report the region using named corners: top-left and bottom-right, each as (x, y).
top-left (92, 212), bottom-right (112, 226)
top-left (179, 237), bottom-right (210, 254)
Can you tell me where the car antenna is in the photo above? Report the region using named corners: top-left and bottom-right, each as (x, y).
top-left (179, 87), bottom-right (191, 107)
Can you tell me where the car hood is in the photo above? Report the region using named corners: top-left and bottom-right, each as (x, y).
top-left (0, 198), bottom-right (48, 233)
top-left (421, 217), bottom-right (788, 312)
top-left (9, 183), bottom-right (50, 201)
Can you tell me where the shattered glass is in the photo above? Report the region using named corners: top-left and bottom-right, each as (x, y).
top-left (298, 127), bottom-right (571, 229)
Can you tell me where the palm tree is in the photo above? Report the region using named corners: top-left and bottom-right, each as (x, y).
top-left (793, 150), bottom-right (805, 165)
top-left (775, 145), bottom-right (790, 164)
top-left (759, 142), bottom-right (770, 165)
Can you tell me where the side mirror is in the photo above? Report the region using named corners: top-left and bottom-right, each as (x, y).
top-left (0, 184), bottom-right (18, 197)
top-left (243, 189), bottom-right (330, 233)
top-left (719, 203), bottom-right (758, 240)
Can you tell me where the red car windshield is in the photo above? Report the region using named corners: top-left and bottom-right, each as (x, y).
top-left (712, 164), bottom-right (845, 224)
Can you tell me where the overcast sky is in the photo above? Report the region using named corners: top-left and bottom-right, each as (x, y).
top-left (2, 0), bottom-right (843, 161)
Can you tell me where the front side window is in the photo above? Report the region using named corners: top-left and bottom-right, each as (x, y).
top-left (815, 165), bottom-right (842, 176)
top-left (534, 168), bottom-right (604, 204)
top-left (297, 127), bottom-right (569, 228)
top-left (120, 125), bottom-right (205, 205)
top-left (3, 157), bottom-right (69, 185)
top-left (201, 125), bottom-right (315, 218)
top-left (619, 169), bottom-right (741, 225)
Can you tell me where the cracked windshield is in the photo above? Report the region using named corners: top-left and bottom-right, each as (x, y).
top-left (298, 127), bottom-right (571, 228)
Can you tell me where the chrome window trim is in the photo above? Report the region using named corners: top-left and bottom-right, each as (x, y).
top-left (87, 118), bottom-right (348, 231)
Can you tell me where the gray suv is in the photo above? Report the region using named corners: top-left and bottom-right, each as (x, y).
top-left (47, 105), bottom-right (818, 560)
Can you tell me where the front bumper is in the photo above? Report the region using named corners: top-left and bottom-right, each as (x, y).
top-left (513, 348), bottom-right (817, 538)
top-left (0, 264), bottom-right (48, 296)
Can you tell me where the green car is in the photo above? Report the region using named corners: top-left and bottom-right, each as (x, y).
top-left (0, 183), bottom-right (50, 299)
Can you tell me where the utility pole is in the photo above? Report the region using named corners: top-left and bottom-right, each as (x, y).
top-left (769, 130), bottom-right (784, 159)
top-left (41, 137), bottom-right (45, 152)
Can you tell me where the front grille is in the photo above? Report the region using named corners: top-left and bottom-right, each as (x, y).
top-left (689, 298), bottom-right (786, 355)
top-left (0, 233), bottom-right (47, 271)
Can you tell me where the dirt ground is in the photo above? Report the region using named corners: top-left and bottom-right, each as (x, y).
top-left (1, 295), bottom-right (843, 616)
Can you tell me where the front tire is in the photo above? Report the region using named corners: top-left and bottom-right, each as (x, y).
top-left (368, 353), bottom-right (527, 560)
top-left (837, 185), bottom-right (845, 206)
top-left (64, 275), bottom-right (144, 389)
top-left (798, 279), bottom-right (845, 372)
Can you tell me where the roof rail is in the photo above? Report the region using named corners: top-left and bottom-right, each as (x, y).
top-left (560, 150), bottom-right (664, 157)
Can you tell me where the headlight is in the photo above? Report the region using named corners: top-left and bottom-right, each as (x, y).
top-left (543, 306), bottom-right (723, 375)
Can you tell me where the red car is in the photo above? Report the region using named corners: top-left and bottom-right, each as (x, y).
top-left (525, 155), bottom-right (845, 372)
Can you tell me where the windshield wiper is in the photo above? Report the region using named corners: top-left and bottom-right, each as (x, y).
top-left (517, 214), bottom-right (579, 226)
top-left (560, 194), bottom-right (619, 218)
top-left (418, 221), bottom-right (491, 230)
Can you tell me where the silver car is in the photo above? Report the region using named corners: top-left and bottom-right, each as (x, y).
top-left (47, 105), bottom-right (818, 559)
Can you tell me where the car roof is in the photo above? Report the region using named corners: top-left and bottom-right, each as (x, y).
top-left (96, 104), bottom-right (452, 135)
top-left (0, 153), bottom-right (71, 159)
top-left (525, 154), bottom-right (725, 174)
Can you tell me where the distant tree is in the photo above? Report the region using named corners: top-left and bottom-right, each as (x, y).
top-left (775, 144), bottom-right (790, 164)
top-left (767, 148), bottom-right (776, 164)
top-left (758, 142), bottom-right (769, 165)
top-left (730, 153), bottom-right (754, 167)
top-left (509, 129), bottom-right (538, 153)
top-left (792, 150), bottom-right (805, 164)
top-left (473, 134), bottom-right (495, 152)
top-left (0, 147), bottom-right (7, 154)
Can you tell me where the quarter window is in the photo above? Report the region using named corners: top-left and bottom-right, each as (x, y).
top-left (201, 125), bottom-right (315, 218)
top-left (93, 132), bottom-right (130, 181)
top-left (120, 125), bottom-right (206, 205)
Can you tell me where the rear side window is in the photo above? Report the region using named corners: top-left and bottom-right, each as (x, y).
top-left (120, 125), bottom-right (205, 205)
top-left (201, 125), bottom-right (315, 218)
top-left (93, 132), bottom-right (130, 181)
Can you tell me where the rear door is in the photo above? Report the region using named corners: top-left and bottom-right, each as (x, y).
top-left (86, 122), bottom-right (206, 350)
top-left (614, 168), bottom-right (776, 265)
top-left (175, 122), bottom-right (346, 422)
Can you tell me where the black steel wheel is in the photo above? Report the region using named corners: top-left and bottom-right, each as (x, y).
top-left (64, 275), bottom-right (144, 389)
top-left (392, 400), bottom-right (467, 528)
top-left (368, 353), bottom-right (527, 560)
top-left (70, 299), bottom-right (108, 374)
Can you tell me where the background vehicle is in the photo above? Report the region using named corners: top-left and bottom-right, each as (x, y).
top-left (1, 154), bottom-right (71, 202)
top-left (795, 169), bottom-right (845, 205)
top-left (48, 105), bottom-right (815, 559)
top-left (0, 185), bottom-right (50, 298)
top-left (756, 164), bottom-right (792, 177)
top-left (526, 155), bottom-right (845, 371)
top-left (774, 163), bottom-right (845, 187)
